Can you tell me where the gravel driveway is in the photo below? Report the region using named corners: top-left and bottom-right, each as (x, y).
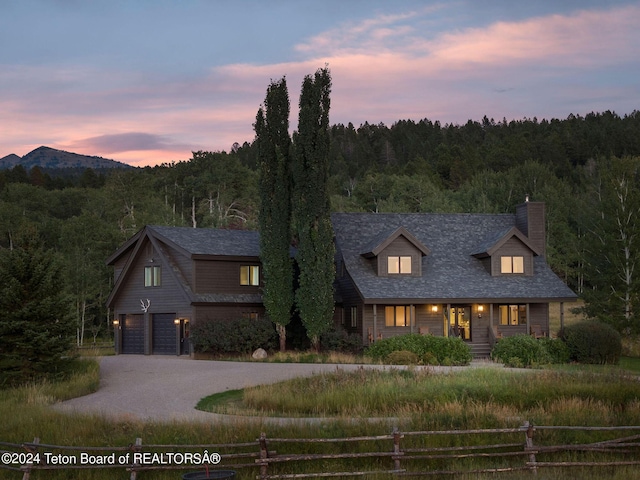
top-left (54, 355), bottom-right (497, 423)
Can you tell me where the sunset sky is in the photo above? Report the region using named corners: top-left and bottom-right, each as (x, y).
top-left (1, 0), bottom-right (639, 166)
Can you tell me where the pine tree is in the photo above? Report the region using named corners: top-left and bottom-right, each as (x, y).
top-left (255, 77), bottom-right (294, 351)
top-left (0, 230), bottom-right (75, 386)
top-left (292, 67), bottom-right (335, 350)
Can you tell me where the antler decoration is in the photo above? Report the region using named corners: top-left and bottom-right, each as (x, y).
top-left (140, 299), bottom-right (151, 312)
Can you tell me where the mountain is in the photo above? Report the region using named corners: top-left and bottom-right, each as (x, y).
top-left (0, 146), bottom-right (133, 170)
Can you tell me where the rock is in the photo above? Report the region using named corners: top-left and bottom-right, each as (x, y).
top-left (252, 348), bottom-right (268, 360)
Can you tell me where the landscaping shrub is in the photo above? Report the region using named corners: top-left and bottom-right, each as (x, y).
top-left (559, 320), bottom-right (622, 364)
top-left (491, 334), bottom-right (552, 367)
top-left (365, 333), bottom-right (472, 366)
top-left (385, 350), bottom-right (419, 365)
top-left (320, 327), bottom-right (363, 353)
top-left (190, 317), bottom-right (278, 355)
top-left (538, 337), bottom-right (571, 364)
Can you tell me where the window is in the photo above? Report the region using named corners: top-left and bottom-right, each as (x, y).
top-left (350, 306), bottom-right (357, 328)
top-left (242, 312), bottom-right (259, 320)
top-left (501, 256), bottom-right (524, 274)
top-left (240, 265), bottom-right (260, 286)
top-left (388, 255), bottom-right (412, 274)
top-left (385, 306), bottom-right (411, 327)
top-left (144, 266), bottom-right (161, 287)
top-left (499, 304), bottom-right (527, 325)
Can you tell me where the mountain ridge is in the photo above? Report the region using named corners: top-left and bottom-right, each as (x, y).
top-left (0, 146), bottom-right (133, 170)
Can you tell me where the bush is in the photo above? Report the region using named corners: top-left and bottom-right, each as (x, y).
top-left (320, 327), bottom-right (363, 353)
top-left (559, 320), bottom-right (622, 365)
top-left (365, 334), bottom-right (472, 366)
top-left (385, 350), bottom-right (419, 365)
top-left (539, 337), bottom-right (571, 364)
top-left (190, 317), bottom-right (278, 355)
top-left (491, 334), bottom-right (552, 367)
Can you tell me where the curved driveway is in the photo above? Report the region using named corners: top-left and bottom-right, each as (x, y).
top-left (54, 355), bottom-right (496, 423)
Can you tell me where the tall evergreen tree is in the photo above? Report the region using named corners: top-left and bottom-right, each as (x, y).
top-left (255, 77), bottom-right (294, 351)
top-left (292, 67), bottom-right (335, 350)
top-left (0, 228), bottom-right (75, 386)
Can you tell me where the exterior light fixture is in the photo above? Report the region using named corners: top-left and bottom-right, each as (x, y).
top-left (478, 305), bottom-right (484, 318)
top-left (174, 318), bottom-right (181, 325)
top-left (113, 319), bottom-right (119, 326)
top-left (431, 305), bottom-right (438, 313)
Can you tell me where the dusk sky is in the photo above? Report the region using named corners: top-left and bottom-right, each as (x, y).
top-left (2, 1), bottom-right (639, 167)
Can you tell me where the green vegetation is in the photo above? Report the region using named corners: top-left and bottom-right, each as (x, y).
top-left (2, 359), bottom-right (640, 479)
top-left (365, 333), bottom-right (472, 365)
top-left (491, 334), bottom-right (570, 367)
top-left (189, 316), bottom-right (277, 355)
top-left (256, 76), bottom-right (295, 352)
top-left (292, 67), bottom-right (336, 350)
top-left (560, 320), bottom-right (622, 364)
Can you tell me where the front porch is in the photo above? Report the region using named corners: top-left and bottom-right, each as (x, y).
top-left (359, 302), bottom-right (566, 358)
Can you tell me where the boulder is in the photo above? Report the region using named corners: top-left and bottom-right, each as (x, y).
top-left (252, 348), bottom-right (268, 360)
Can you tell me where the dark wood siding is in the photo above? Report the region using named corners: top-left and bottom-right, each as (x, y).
top-left (516, 201), bottom-right (546, 257)
top-left (491, 237), bottom-right (534, 276)
top-left (378, 236), bottom-right (422, 277)
top-left (194, 305), bottom-right (265, 322)
top-left (194, 258), bottom-right (262, 294)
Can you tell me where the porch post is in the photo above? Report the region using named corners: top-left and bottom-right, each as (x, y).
top-left (526, 303), bottom-right (531, 336)
top-left (410, 304), bottom-right (414, 333)
top-left (560, 302), bottom-right (565, 331)
top-left (373, 304), bottom-right (377, 343)
top-left (446, 303), bottom-right (451, 337)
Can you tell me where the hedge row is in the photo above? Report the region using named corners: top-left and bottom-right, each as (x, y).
top-left (190, 317), bottom-right (278, 355)
top-left (365, 334), bottom-right (472, 366)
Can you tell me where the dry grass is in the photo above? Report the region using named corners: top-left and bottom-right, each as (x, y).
top-left (548, 300), bottom-right (586, 335)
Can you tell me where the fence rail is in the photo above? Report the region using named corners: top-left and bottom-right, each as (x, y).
top-left (2, 423), bottom-right (640, 479)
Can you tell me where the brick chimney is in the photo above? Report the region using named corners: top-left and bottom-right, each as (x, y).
top-left (515, 197), bottom-right (545, 258)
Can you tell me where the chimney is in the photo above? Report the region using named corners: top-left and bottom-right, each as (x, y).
top-left (515, 199), bottom-right (545, 258)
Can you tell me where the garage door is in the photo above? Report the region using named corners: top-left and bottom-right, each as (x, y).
top-left (122, 314), bottom-right (144, 354)
top-left (152, 313), bottom-right (176, 355)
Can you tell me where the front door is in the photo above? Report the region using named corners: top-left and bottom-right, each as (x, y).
top-left (450, 306), bottom-right (472, 341)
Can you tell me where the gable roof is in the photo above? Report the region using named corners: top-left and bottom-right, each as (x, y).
top-left (106, 226), bottom-right (261, 307)
top-left (332, 212), bottom-right (577, 303)
top-left (360, 226), bottom-right (431, 258)
top-left (471, 226), bottom-right (542, 258)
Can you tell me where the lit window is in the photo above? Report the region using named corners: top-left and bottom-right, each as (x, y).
top-left (240, 265), bottom-right (260, 286)
top-left (242, 312), bottom-right (259, 320)
top-left (385, 306), bottom-right (410, 327)
top-left (501, 256), bottom-right (524, 274)
top-left (388, 256), bottom-right (412, 274)
top-left (499, 305), bottom-right (527, 325)
top-left (144, 266), bottom-right (161, 287)
top-left (350, 306), bottom-right (357, 328)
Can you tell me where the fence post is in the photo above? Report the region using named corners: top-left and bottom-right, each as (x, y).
top-left (259, 432), bottom-right (269, 480)
top-left (130, 437), bottom-right (143, 480)
top-left (392, 427), bottom-right (402, 471)
top-left (21, 437), bottom-right (39, 480)
top-left (524, 421), bottom-right (537, 474)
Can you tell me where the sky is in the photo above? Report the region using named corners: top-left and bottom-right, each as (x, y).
top-left (1, 1), bottom-right (639, 167)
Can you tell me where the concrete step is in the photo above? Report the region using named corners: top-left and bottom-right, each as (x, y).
top-left (470, 342), bottom-right (492, 359)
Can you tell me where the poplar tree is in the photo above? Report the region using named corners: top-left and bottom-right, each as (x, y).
top-left (292, 67), bottom-right (335, 350)
top-left (255, 77), bottom-right (294, 351)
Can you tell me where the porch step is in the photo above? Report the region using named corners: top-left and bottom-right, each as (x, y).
top-left (470, 343), bottom-right (492, 359)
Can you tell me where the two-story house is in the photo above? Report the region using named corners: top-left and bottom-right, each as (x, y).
top-left (106, 200), bottom-right (577, 356)
top-left (106, 226), bottom-right (264, 354)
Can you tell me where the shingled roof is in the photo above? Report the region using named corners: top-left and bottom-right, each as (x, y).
top-left (332, 212), bottom-right (577, 304)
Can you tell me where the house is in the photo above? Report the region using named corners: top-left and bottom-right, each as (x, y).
top-left (106, 226), bottom-right (264, 355)
top-left (331, 201), bottom-right (577, 357)
top-left (106, 200), bottom-right (577, 356)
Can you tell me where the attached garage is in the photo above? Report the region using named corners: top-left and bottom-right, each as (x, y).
top-left (152, 313), bottom-right (177, 355)
top-left (121, 314), bottom-right (144, 354)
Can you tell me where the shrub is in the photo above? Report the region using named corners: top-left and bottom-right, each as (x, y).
top-left (559, 320), bottom-right (622, 365)
top-left (190, 317), bottom-right (278, 355)
top-left (320, 327), bottom-right (363, 353)
top-left (491, 334), bottom-right (552, 367)
top-left (539, 337), bottom-right (571, 364)
top-left (385, 350), bottom-right (419, 365)
top-left (365, 334), bottom-right (472, 366)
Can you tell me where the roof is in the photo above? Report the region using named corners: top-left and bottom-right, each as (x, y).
top-left (332, 212), bottom-right (577, 303)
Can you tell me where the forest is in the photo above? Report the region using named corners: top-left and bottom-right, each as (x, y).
top-left (1, 110), bottom-right (639, 343)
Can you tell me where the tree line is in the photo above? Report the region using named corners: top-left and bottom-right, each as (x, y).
top-left (0, 107), bottom-right (639, 376)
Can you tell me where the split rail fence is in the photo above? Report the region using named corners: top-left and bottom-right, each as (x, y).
top-left (2, 423), bottom-right (640, 479)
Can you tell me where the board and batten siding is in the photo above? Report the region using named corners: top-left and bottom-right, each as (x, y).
top-left (194, 258), bottom-right (262, 295)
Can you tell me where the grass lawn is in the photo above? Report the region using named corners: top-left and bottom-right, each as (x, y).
top-left (2, 357), bottom-right (640, 479)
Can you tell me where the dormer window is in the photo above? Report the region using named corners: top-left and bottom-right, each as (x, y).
top-left (240, 265), bottom-right (260, 286)
top-left (388, 256), bottom-right (412, 274)
top-left (501, 256), bottom-right (524, 274)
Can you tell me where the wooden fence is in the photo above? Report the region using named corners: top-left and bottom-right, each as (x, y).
top-left (2, 423), bottom-right (640, 479)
